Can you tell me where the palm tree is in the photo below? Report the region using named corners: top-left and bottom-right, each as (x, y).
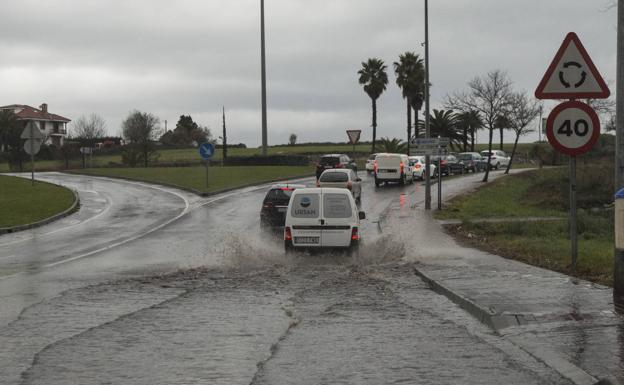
top-left (428, 109), bottom-right (463, 151)
top-left (358, 58), bottom-right (388, 153)
top-left (494, 114), bottom-right (510, 150)
top-left (377, 137), bottom-right (407, 153)
top-left (456, 110), bottom-right (483, 152)
top-left (394, 52), bottom-right (425, 151)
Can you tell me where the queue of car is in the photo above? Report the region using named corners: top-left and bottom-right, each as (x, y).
top-left (261, 149), bottom-right (511, 254)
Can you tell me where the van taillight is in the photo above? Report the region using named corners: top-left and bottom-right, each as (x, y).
top-left (351, 227), bottom-right (359, 241)
top-left (400, 162), bottom-right (404, 174)
top-left (285, 227), bottom-right (292, 241)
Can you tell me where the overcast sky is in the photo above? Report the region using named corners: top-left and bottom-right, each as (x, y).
top-left (0, 1), bottom-right (617, 147)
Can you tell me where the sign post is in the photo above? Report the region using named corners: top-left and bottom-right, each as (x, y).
top-left (410, 137), bottom-right (449, 210)
top-left (346, 129), bottom-right (361, 161)
top-left (21, 121), bottom-right (44, 186)
top-left (199, 142), bottom-right (215, 189)
top-left (536, 32), bottom-right (609, 273)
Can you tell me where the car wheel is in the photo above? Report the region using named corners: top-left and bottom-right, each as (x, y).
top-left (285, 241), bottom-right (294, 255)
top-left (349, 243), bottom-right (360, 258)
top-left (374, 178), bottom-right (380, 187)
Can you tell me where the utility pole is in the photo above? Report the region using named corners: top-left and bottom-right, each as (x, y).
top-left (538, 105), bottom-right (543, 143)
top-left (614, 0), bottom-right (624, 310)
top-left (260, 0), bottom-right (268, 156)
top-left (424, 0), bottom-right (432, 210)
top-left (222, 106), bottom-right (228, 165)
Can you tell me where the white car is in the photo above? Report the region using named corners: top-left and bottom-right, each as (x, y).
top-left (365, 153), bottom-right (378, 173)
top-left (284, 188), bottom-right (365, 254)
top-left (480, 150), bottom-right (510, 170)
top-left (374, 153), bottom-right (413, 187)
top-left (317, 168), bottom-right (362, 203)
top-left (408, 156), bottom-right (437, 180)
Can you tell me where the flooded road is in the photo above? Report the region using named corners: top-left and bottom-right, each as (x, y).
top-left (0, 170), bottom-right (577, 384)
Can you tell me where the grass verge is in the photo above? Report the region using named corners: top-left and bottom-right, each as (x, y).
top-left (70, 165), bottom-right (314, 194)
top-left (435, 167), bottom-right (613, 286)
top-left (0, 175), bottom-right (76, 228)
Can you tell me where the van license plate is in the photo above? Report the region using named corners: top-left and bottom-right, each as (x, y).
top-left (294, 236), bottom-right (319, 244)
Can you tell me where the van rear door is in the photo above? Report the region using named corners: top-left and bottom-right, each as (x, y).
top-left (289, 192), bottom-right (322, 247)
top-left (320, 192), bottom-right (354, 247)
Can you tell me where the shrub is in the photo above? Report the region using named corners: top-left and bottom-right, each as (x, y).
top-left (225, 155), bottom-right (309, 166)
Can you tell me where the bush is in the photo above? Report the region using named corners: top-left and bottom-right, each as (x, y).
top-left (225, 155), bottom-right (309, 166)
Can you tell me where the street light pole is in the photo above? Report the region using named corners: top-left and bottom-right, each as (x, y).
top-left (260, 0), bottom-right (268, 156)
top-left (424, 0), bottom-right (432, 210)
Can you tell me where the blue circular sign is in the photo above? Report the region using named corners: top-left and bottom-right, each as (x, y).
top-left (199, 142), bottom-right (215, 161)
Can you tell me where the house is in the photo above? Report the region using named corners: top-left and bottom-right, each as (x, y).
top-left (0, 103), bottom-right (70, 147)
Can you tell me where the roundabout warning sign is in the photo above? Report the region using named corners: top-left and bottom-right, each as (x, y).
top-left (545, 100), bottom-right (600, 157)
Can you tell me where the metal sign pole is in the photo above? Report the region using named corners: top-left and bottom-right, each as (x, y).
top-left (205, 160), bottom-right (209, 188)
top-left (570, 155), bottom-right (578, 272)
top-left (30, 124), bottom-right (35, 186)
top-left (437, 153), bottom-right (442, 210)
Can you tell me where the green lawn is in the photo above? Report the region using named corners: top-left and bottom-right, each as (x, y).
top-left (0, 175), bottom-right (76, 228)
top-left (72, 165), bottom-right (315, 194)
top-left (436, 167), bottom-right (614, 286)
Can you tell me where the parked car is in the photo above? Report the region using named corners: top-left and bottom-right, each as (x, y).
top-left (317, 168), bottom-right (362, 203)
top-left (408, 156), bottom-right (437, 180)
top-left (374, 153), bottom-right (413, 187)
top-left (365, 153), bottom-right (378, 173)
top-left (316, 154), bottom-right (357, 180)
top-left (480, 150), bottom-right (511, 170)
top-left (457, 152), bottom-right (488, 173)
top-left (431, 154), bottom-right (465, 176)
top-left (260, 184), bottom-right (307, 227)
top-left (284, 187), bottom-right (365, 254)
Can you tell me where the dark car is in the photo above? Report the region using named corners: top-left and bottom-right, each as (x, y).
top-left (315, 154), bottom-right (357, 180)
top-left (260, 184), bottom-right (306, 226)
top-left (432, 154), bottom-right (465, 176)
top-left (457, 152), bottom-right (488, 173)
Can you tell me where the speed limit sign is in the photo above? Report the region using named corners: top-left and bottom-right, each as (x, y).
top-left (545, 100), bottom-right (600, 156)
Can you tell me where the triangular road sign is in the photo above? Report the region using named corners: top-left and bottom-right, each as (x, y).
top-left (346, 129), bottom-right (361, 144)
top-left (20, 121), bottom-right (44, 139)
top-left (535, 32), bottom-right (610, 100)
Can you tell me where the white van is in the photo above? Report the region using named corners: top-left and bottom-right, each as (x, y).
top-left (374, 153), bottom-right (413, 187)
top-left (284, 187), bottom-right (365, 253)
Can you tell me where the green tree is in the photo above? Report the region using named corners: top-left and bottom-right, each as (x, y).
top-left (456, 110), bottom-right (483, 152)
top-left (428, 109), bottom-right (463, 151)
top-left (288, 133), bottom-right (297, 146)
top-left (358, 58), bottom-right (388, 153)
top-left (394, 52), bottom-right (425, 150)
top-left (377, 137), bottom-right (407, 153)
top-left (0, 110), bottom-right (26, 171)
top-left (122, 110), bottom-right (162, 167)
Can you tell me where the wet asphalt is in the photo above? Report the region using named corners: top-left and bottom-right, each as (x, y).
top-left (0, 170), bottom-right (577, 384)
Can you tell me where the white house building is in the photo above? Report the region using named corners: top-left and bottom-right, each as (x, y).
top-left (0, 103), bottom-right (70, 147)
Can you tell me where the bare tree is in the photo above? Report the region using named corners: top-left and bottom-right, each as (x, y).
top-left (122, 110), bottom-right (161, 167)
top-left (504, 92), bottom-right (541, 174)
top-left (71, 113), bottom-right (107, 142)
top-left (446, 70), bottom-right (513, 182)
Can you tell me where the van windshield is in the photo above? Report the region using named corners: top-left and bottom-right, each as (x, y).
top-left (291, 193), bottom-right (320, 218)
top-left (320, 172), bottom-right (348, 182)
top-left (323, 193), bottom-right (352, 218)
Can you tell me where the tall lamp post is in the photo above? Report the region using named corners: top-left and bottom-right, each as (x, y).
top-left (424, 0), bottom-right (432, 210)
top-left (260, 0), bottom-right (268, 156)
top-left (614, 0), bottom-right (624, 310)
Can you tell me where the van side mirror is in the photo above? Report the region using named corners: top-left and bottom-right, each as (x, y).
top-left (358, 211), bottom-right (366, 220)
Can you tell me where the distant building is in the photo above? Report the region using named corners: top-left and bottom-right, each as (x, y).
top-left (0, 103), bottom-right (70, 147)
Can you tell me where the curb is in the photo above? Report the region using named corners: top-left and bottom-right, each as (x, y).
top-left (65, 170), bottom-right (316, 197)
top-left (413, 266), bottom-right (603, 385)
top-left (0, 182), bottom-right (80, 235)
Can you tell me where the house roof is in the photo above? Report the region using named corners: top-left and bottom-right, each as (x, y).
top-left (0, 104), bottom-right (71, 123)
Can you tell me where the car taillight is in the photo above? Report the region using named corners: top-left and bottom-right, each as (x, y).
top-left (351, 227), bottom-right (359, 241)
top-left (284, 226), bottom-right (292, 241)
top-left (336, 163), bottom-right (344, 168)
top-left (316, 180), bottom-right (321, 187)
top-left (441, 160), bottom-right (446, 165)
top-left (415, 164), bottom-right (422, 169)
top-left (373, 161), bottom-right (378, 173)
top-left (347, 181), bottom-right (353, 190)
